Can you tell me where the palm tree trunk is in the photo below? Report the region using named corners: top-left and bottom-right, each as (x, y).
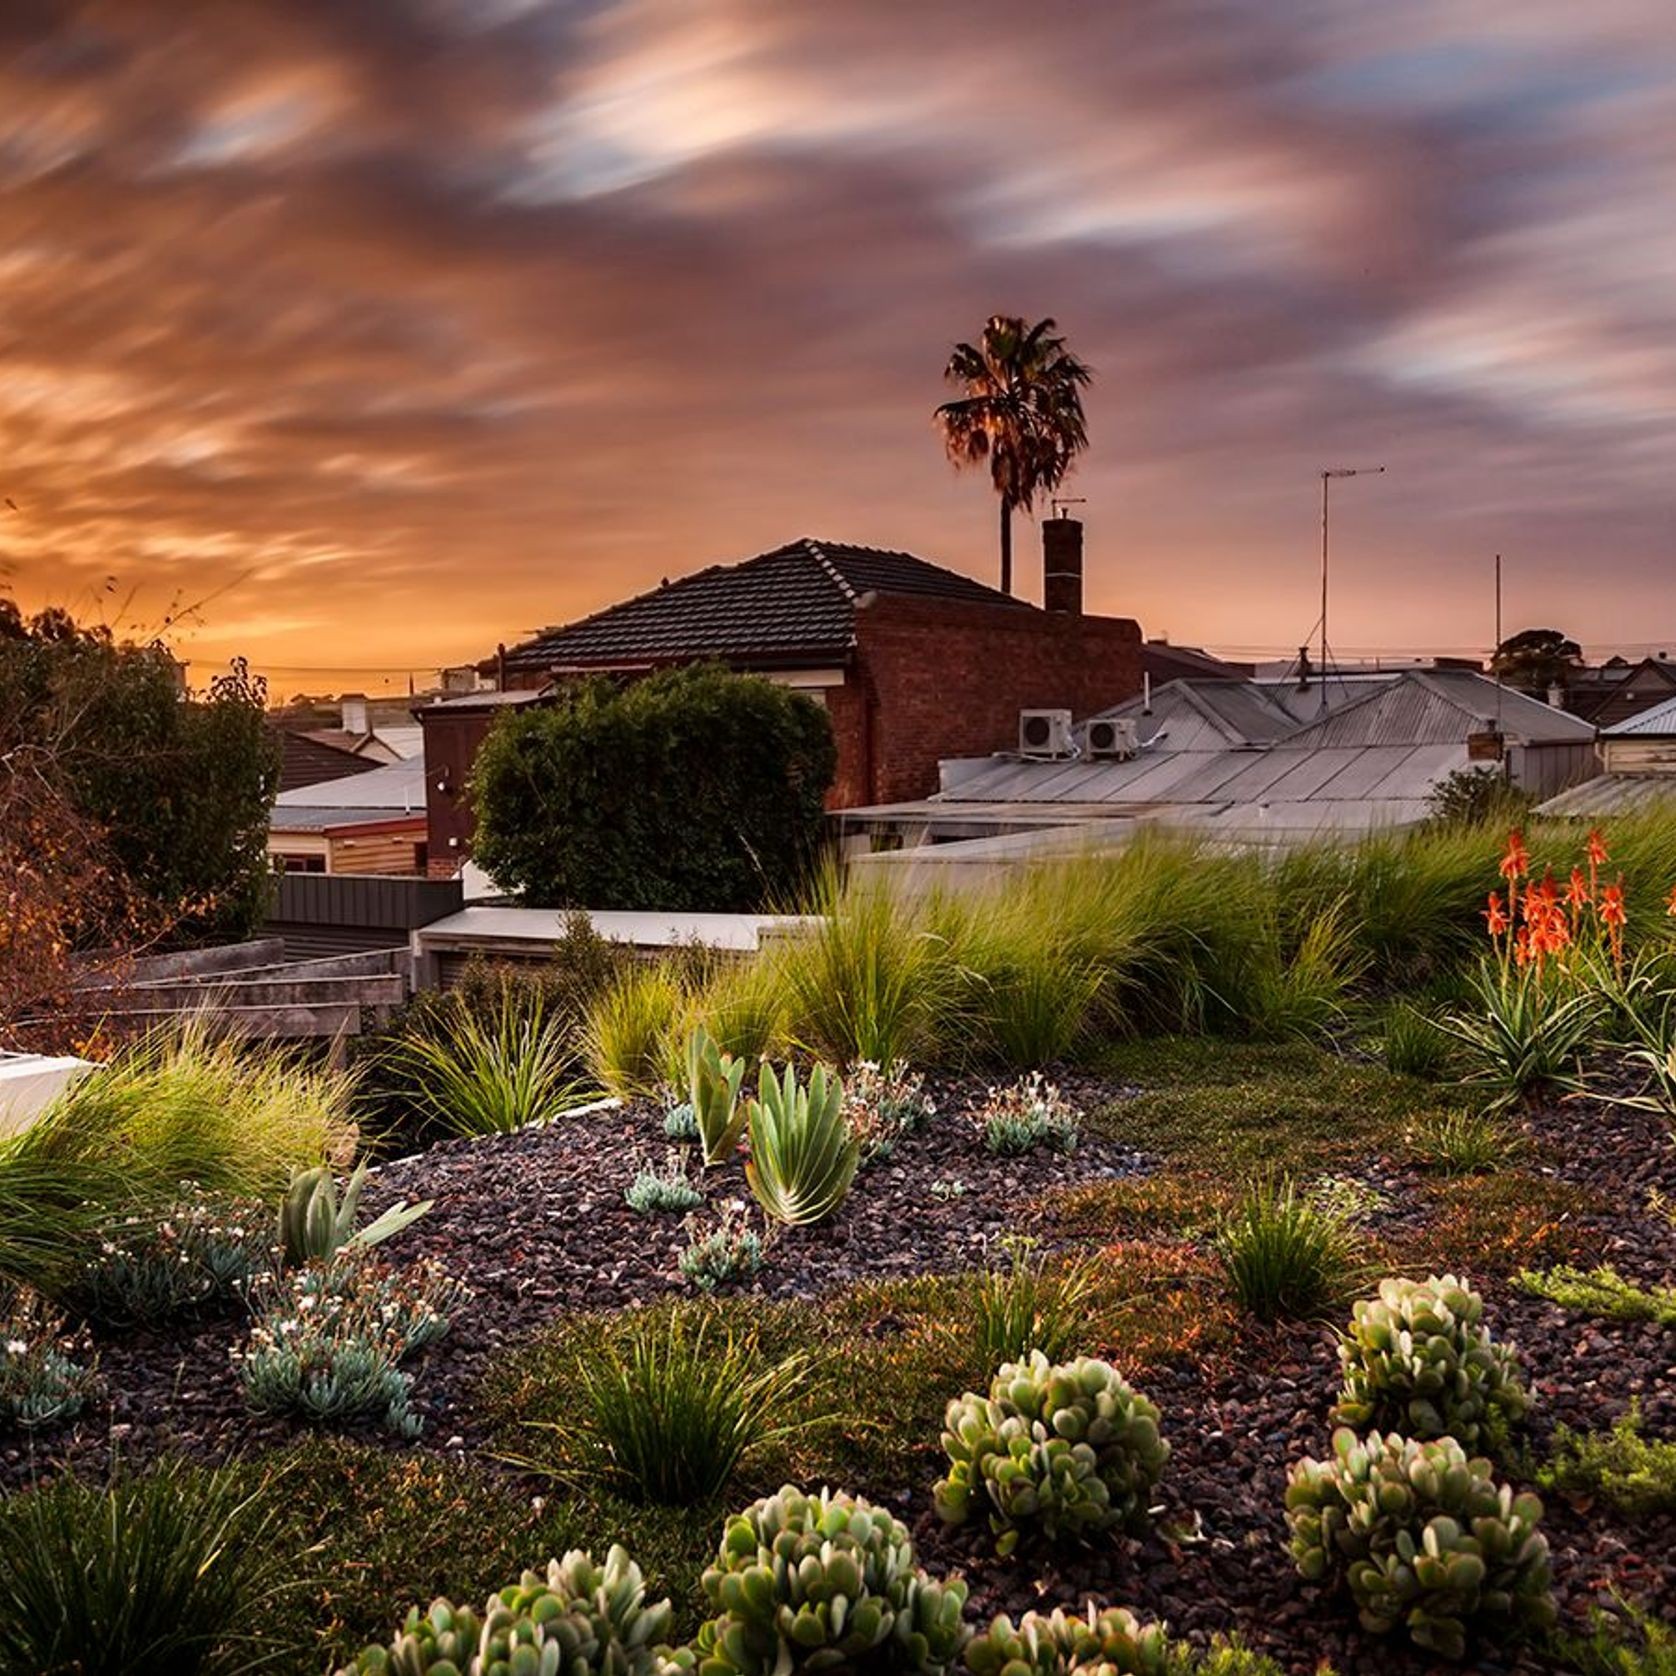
top-left (999, 497), bottom-right (1013, 595)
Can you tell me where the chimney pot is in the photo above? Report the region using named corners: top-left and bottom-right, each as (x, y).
top-left (340, 692), bottom-right (369, 735)
top-left (1042, 517), bottom-right (1083, 614)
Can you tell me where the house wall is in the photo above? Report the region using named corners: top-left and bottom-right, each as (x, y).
top-left (849, 594), bottom-right (1143, 805)
top-left (419, 710), bottom-right (498, 876)
top-left (1603, 737), bottom-right (1676, 773)
top-left (327, 830), bottom-right (427, 876)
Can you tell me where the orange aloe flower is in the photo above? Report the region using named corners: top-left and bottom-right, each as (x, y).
top-left (1499, 829), bottom-right (1530, 882)
top-left (1484, 891), bottom-right (1510, 936)
top-left (1565, 867), bottom-right (1590, 911)
top-left (1587, 827), bottom-right (1610, 869)
top-left (1665, 881), bottom-right (1676, 918)
top-left (1599, 879), bottom-right (1628, 930)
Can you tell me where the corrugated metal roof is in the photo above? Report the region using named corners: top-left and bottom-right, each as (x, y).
top-left (1605, 693), bottom-right (1676, 735)
top-left (274, 757), bottom-right (426, 812)
top-left (1537, 775), bottom-right (1676, 817)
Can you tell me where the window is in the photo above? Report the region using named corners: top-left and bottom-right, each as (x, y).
top-left (271, 853), bottom-right (326, 873)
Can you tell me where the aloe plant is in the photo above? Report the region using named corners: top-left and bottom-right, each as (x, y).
top-left (688, 1025), bottom-right (748, 1167)
top-left (745, 1061), bottom-right (859, 1226)
top-left (278, 1162), bottom-right (430, 1268)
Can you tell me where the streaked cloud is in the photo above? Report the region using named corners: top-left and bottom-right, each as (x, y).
top-left (0, 0), bottom-right (1673, 689)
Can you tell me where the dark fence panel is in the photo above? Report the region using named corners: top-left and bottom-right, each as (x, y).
top-left (263, 873), bottom-right (462, 959)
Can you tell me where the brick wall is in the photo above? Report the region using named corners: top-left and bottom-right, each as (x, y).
top-left (851, 594), bottom-right (1142, 804)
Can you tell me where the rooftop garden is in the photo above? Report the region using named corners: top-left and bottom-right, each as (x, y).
top-left (1, 815), bottom-right (1674, 1674)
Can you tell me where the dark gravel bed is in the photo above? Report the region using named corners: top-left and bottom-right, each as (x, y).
top-left (1, 1084), bottom-right (1146, 1486)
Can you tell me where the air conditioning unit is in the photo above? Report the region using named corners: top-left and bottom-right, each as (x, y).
top-left (1085, 717), bottom-right (1139, 760)
top-left (1018, 708), bottom-right (1074, 759)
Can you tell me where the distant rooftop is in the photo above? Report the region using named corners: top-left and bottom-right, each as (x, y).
top-left (496, 537), bottom-right (1028, 676)
top-left (270, 757), bottom-right (427, 832)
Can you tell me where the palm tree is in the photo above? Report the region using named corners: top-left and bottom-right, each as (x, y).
top-left (935, 316), bottom-right (1091, 595)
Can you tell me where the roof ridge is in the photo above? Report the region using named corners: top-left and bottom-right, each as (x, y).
top-left (801, 537), bottom-right (859, 603)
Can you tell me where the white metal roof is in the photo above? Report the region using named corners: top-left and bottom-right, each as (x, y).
top-left (1604, 692), bottom-right (1676, 736)
top-left (274, 756), bottom-right (426, 812)
top-left (1536, 775), bottom-right (1676, 817)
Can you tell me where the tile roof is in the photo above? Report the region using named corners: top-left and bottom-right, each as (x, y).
top-left (499, 537), bottom-right (1026, 674)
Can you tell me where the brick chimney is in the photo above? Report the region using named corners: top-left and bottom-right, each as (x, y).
top-left (1042, 517), bottom-right (1083, 614)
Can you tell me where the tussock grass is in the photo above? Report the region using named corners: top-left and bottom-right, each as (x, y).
top-left (0, 1457), bottom-right (307, 1675)
top-left (1214, 1174), bottom-right (1367, 1322)
top-left (33, 1018), bottom-right (353, 1199)
top-left (392, 992), bottom-right (589, 1136)
top-left (581, 965), bottom-right (688, 1097)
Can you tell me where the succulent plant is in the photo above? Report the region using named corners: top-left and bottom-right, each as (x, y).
top-left (688, 1026), bottom-right (749, 1167)
top-left (1285, 1427), bottom-right (1555, 1660)
top-left (663, 1101), bottom-right (700, 1142)
top-left (1333, 1275), bottom-right (1528, 1449)
top-left (973, 1076), bottom-right (1079, 1158)
top-left (625, 1152), bottom-right (705, 1215)
top-left (964, 1605), bottom-right (1173, 1676)
top-left (341, 1544), bottom-right (685, 1676)
top-left (692, 1485), bottom-right (969, 1676)
top-left (678, 1201), bottom-right (764, 1292)
top-left (279, 1161), bottom-right (431, 1268)
top-left (744, 1061), bottom-right (859, 1227)
top-left (0, 1286), bottom-right (97, 1431)
top-left (934, 1351), bottom-right (1168, 1556)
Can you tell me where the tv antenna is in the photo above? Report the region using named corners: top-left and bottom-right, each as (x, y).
top-left (1317, 465), bottom-right (1385, 712)
top-left (1050, 496), bottom-right (1086, 519)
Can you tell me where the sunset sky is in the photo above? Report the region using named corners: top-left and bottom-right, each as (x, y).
top-left (1, 1), bottom-right (1673, 696)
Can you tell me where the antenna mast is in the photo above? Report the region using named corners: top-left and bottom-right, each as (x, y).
top-left (1318, 465), bottom-right (1386, 712)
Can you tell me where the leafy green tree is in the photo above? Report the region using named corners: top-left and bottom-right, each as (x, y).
top-left (935, 314), bottom-right (1092, 595)
top-left (471, 665), bottom-right (836, 912)
top-left (1491, 628), bottom-right (1582, 695)
top-left (0, 605), bottom-right (279, 944)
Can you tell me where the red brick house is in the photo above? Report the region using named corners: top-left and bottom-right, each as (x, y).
top-left (416, 525), bottom-right (1141, 870)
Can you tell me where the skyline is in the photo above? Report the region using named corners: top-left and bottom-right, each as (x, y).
top-left (2, 1), bottom-right (1675, 694)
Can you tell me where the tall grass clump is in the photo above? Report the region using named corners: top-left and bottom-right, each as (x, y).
top-left (0, 1458), bottom-right (306, 1675)
top-left (1381, 1002), bottom-right (1452, 1079)
top-left (767, 869), bottom-right (952, 1068)
top-left (1332, 825), bottom-right (1491, 987)
top-left (35, 1018), bottom-right (353, 1199)
top-left (523, 1307), bottom-right (812, 1505)
top-left (967, 1236), bottom-right (1097, 1365)
top-left (391, 992), bottom-right (587, 1136)
top-left (581, 964), bottom-right (687, 1098)
top-left (1215, 1175), bottom-right (1365, 1321)
top-left (677, 956), bottom-right (784, 1064)
top-left (0, 1122), bottom-right (125, 1293)
top-left (1241, 900), bottom-right (1368, 1042)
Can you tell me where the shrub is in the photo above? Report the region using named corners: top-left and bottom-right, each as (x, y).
top-left (842, 1061), bottom-right (934, 1164)
top-left (1285, 1427), bottom-right (1555, 1660)
top-left (968, 1236), bottom-right (1097, 1367)
top-left (584, 966), bottom-right (687, 1099)
top-left (237, 1249), bottom-right (465, 1439)
top-left (472, 664), bottom-right (835, 912)
top-left (1382, 1003), bottom-right (1452, 1078)
top-left (679, 1202), bottom-right (764, 1292)
top-left (1514, 1264), bottom-right (1676, 1325)
top-left (693, 1484), bottom-right (969, 1675)
top-left (0, 1457), bottom-right (305, 1674)
top-left (392, 993), bottom-right (585, 1137)
top-left (1540, 1402), bottom-right (1676, 1516)
top-left (1425, 766), bottom-right (1535, 831)
top-left (1332, 1275), bottom-right (1528, 1449)
top-left (688, 1025), bottom-right (748, 1168)
top-left (625, 1152), bottom-right (705, 1215)
top-left (0, 1287), bottom-right (96, 1430)
top-left (38, 1018), bottom-right (354, 1197)
top-left (935, 1351), bottom-right (1169, 1555)
top-left (745, 1061), bottom-right (859, 1227)
top-left (974, 1074), bottom-right (1079, 1157)
top-left (339, 1544), bottom-right (679, 1676)
top-left (279, 1161), bottom-right (430, 1268)
top-left (964, 1606), bottom-right (1171, 1676)
top-left (1404, 1109), bottom-right (1521, 1175)
top-left (526, 1308), bottom-right (811, 1506)
top-left (74, 1191), bottom-right (270, 1326)
top-left (1214, 1175), bottom-right (1364, 1321)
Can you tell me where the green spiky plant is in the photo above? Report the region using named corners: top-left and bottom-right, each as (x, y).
top-left (744, 1061), bottom-right (859, 1227)
top-left (1214, 1174), bottom-right (1365, 1322)
top-left (688, 1025), bottom-right (748, 1168)
top-left (278, 1162), bottom-right (430, 1268)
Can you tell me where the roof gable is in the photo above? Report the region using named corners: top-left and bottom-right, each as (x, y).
top-left (499, 537), bottom-right (1025, 674)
